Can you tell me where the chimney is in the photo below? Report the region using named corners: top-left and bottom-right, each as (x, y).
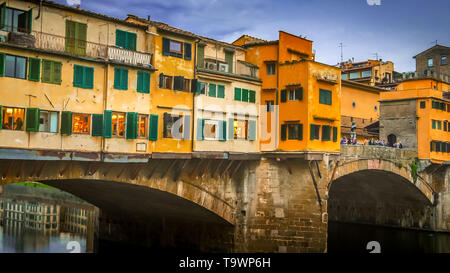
top-left (147, 15), bottom-right (151, 21)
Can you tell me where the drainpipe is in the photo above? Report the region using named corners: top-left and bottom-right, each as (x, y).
top-left (191, 39), bottom-right (198, 152)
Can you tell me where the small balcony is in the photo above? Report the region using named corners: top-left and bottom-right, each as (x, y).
top-left (199, 55), bottom-right (259, 80)
top-left (1, 29), bottom-right (152, 67)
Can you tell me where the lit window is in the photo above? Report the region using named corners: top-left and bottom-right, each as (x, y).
top-left (233, 119), bottom-right (248, 140)
top-left (39, 111), bottom-right (59, 133)
top-left (72, 113), bottom-right (90, 134)
top-left (138, 114), bottom-right (148, 138)
top-left (111, 112), bottom-right (125, 137)
top-left (204, 120), bottom-right (219, 140)
top-left (2, 107), bottom-right (25, 130)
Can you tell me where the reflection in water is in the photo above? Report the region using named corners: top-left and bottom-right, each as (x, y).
top-left (328, 221), bottom-right (450, 253)
top-left (0, 183), bottom-right (97, 253)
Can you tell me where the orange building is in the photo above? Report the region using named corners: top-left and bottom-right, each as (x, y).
top-left (379, 77), bottom-right (450, 163)
top-left (234, 31), bottom-right (341, 153)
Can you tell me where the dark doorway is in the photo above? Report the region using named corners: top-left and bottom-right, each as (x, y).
top-left (387, 134), bottom-right (396, 147)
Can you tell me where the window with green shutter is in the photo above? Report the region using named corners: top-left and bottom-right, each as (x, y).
top-left (248, 120), bottom-right (256, 141)
top-left (28, 58), bottom-right (40, 82)
top-left (65, 20), bottom-right (87, 56)
top-left (42, 60), bottom-right (62, 85)
top-left (61, 111), bottom-right (73, 135)
top-left (234, 88), bottom-right (241, 101)
top-left (280, 89), bottom-right (287, 102)
top-left (184, 43), bottom-right (192, 60)
top-left (209, 83), bottom-right (216, 97)
top-left (319, 89), bottom-right (332, 105)
top-left (25, 108), bottom-right (40, 132)
top-left (91, 114), bottom-right (103, 136)
top-left (103, 110), bottom-right (112, 138)
top-left (149, 114), bottom-right (158, 141)
top-left (126, 112), bottom-right (138, 139)
top-left (310, 124), bottom-right (320, 140)
top-left (225, 51), bottom-right (233, 73)
top-left (219, 120), bottom-right (226, 141)
top-left (333, 126), bottom-right (338, 142)
top-left (322, 125), bottom-right (331, 141)
top-left (281, 124), bottom-right (287, 140)
top-left (241, 89), bottom-right (249, 102)
top-left (432, 120), bottom-right (436, 129)
top-left (197, 45), bottom-right (205, 68)
top-left (73, 65), bottom-right (93, 89)
top-left (137, 71), bottom-right (150, 93)
top-left (0, 52), bottom-right (5, 76)
top-left (114, 67), bottom-right (128, 90)
top-left (217, 85), bottom-right (225, 98)
top-left (197, 118), bottom-right (204, 140)
top-left (116, 29), bottom-right (137, 51)
top-left (249, 90), bottom-right (256, 103)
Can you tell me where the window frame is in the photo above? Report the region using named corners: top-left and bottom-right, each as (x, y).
top-left (266, 63), bottom-right (276, 75)
top-left (203, 119), bottom-right (220, 141)
top-left (233, 119), bottom-right (248, 140)
top-left (71, 113), bottom-right (91, 135)
top-left (164, 114), bottom-right (184, 139)
top-left (319, 89), bottom-right (332, 105)
top-left (287, 124), bottom-right (301, 140)
top-left (427, 58), bottom-right (433, 67)
top-left (169, 40), bottom-right (183, 54)
top-left (1, 106), bottom-right (25, 131)
top-left (266, 100), bottom-right (274, 112)
top-left (38, 110), bottom-right (59, 133)
top-left (441, 56), bottom-right (448, 66)
top-left (1, 7), bottom-right (31, 33)
top-left (162, 75), bottom-right (173, 90)
top-left (111, 111), bottom-right (126, 138)
top-left (4, 54), bottom-right (27, 79)
top-left (137, 114), bottom-right (148, 138)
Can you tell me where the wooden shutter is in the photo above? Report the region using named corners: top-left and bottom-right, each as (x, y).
top-left (25, 108), bottom-right (40, 132)
top-left (53, 62), bottom-right (62, 84)
top-left (61, 111), bottom-right (73, 135)
top-left (103, 110), bottom-right (112, 138)
top-left (310, 124), bottom-right (315, 140)
top-left (197, 118), bottom-right (204, 140)
top-left (127, 32), bottom-right (137, 51)
top-left (163, 113), bottom-right (169, 138)
top-left (114, 68), bottom-right (121, 89)
top-left (281, 124), bottom-right (287, 141)
top-left (249, 90), bottom-right (255, 103)
top-left (27, 8), bottom-right (32, 32)
top-left (241, 89), bottom-right (249, 102)
top-left (333, 126), bottom-right (338, 142)
top-left (280, 89), bottom-right (287, 102)
top-left (0, 52), bottom-right (4, 76)
top-left (121, 69), bottom-right (128, 90)
top-left (73, 65), bottom-right (83, 87)
top-left (91, 114), bottom-right (104, 136)
top-left (298, 87), bottom-right (303, 100)
top-left (184, 43), bottom-right (192, 60)
top-left (174, 76), bottom-right (183, 91)
top-left (298, 124), bottom-right (303, 140)
top-left (0, 3), bottom-right (6, 30)
top-left (75, 22), bottom-right (87, 56)
top-left (116, 29), bottom-right (126, 48)
top-left (248, 120), bottom-right (256, 141)
top-left (191, 79), bottom-right (198, 93)
top-left (228, 118), bottom-right (234, 140)
top-left (149, 114), bottom-right (158, 141)
top-left (162, 38), bottom-right (170, 56)
top-left (28, 58), bottom-right (40, 82)
top-left (126, 112), bottom-right (137, 139)
top-left (159, 73), bottom-right (164, 88)
top-left (217, 85), bottom-right (225, 98)
top-left (234, 88), bottom-right (241, 101)
top-left (219, 120), bottom-right (226, 141)
top-left (225, 51), bottom-right (233, 73)
top-left (209, 83), bottom-right (216, 97)
top-left (85, 67), bottom-right (94, 89)
top-left (42, 60), bottom-right (52, 83)
top-left (65, 20), bottom-right (76, 54)
top-left (197, 45), bottom-right (205, 68)
top-left (322, 125), bottom-right (331, 141)
top-left (183, 115), bottom-right (191, 140)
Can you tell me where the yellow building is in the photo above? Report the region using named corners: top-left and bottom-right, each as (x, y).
top-left (380, 76), bottom-right (450, 163)
top-left (340, 59), bottom-right (394, 87)
top-left (341, 79), bottom-right (384, 142)
top-left (0, 0), bottom-right (155, 156)
top-left (234, 31), bottom-right (341, 153)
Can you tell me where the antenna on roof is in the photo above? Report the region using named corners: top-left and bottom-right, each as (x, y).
top-left (338, 42), bottom-right (346, 63)
top-left (372, 53), bottom-right (380, 60)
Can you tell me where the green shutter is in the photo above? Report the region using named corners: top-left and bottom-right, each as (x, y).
top-left (114, 68), bottom-right (121, 89)
top-left (281, 124), bottom-right (287, 141)
top-left (103, 110), bottom-right (112, 138)
top-left (322, 125), bottom-right (331, 141)
top-left (217, 85), bottom-right (225, 98)
top-left (42, 60), bottom-right (52, 83)
top-left (116, 29), bottom-right (126, 48)
top-left (234, 88), bottom-right (241, 101)
top-left (75, 22), bottom-right (87, 56)
top-left (0, 3), bottom-right (6, 30)
top-left (249, 90), bottom-right (256, 103)
top-left (432, 120), bottom-right (436, 129)
top-left (320, 89), bottom-right (332, 105)
top-left (61, 111), bottom-right (73, 135)
top-left (298, 124), bottom-right (303, 140)
top-left (438, 121), bottom-right (442, 130)
top-left (228, 118), bottom-right (234, 140)
top-left (28, 58), bottom-right (40, 82)
top-left (137, 71), bottom-right (150, 93)
top-left (149, 114), bottom-right (158, 141)
top-left (197, 45), bottom-right (205, 68)
top-left (430, 141), bottom-right (433, 152)
top-left (65, 20), bottom-right (76, 54)
top-left (225, 51), bottom-right (233, 73)
top-left (0, 52), bottom-right (4, 76)
top-left (127, 32), bottom-right (137, 51)
top-left (162, 37), bottom-right (170, 56)
top-left (137, 71), bottom-right (143, 92)
top-left (27, 8), bottom-right (33, 32)
top-left (121, 69), bottom-right (128, 90)
top-left (310, 124), bottom-right (315, 140)
top-left (126, 112), bottom-right (137, 139)
top-left (281, 89), bottom-right (287, 102)
top-left (248, 120), bottom-right (256, 141)
top-left (25, 108), bottom-right (40, 132)
top-left (73, 65), bottom-right (83, 87)
top-left (197, 118), bottom-right (204, 140)
top-left (53, 62), bottom-right (62, 84)
top-left (91, 114), bottom-right (104, 137)
top-left (333, 126), bottom-right (338, 142)
top-left (184, 43), bottom-right (192, 60)
top-left (241, 89), bottom-right (249, 102)
top-left (219, 120), bottom-right (226, 141)
top-left (209, 83), bottom-right (217, 97)
top-left (85, 67), bottom-right (94, 89)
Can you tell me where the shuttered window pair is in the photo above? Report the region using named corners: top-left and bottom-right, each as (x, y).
top-left (310, 124), bottom-right (320, 140)
top-left (281, 124), bottom-right (303, 140)
top-left (24, 108), bottom-right (58, 133)
top-left (115, 29), bottom-right (137, 51)
top-left (197, 119), bottom-right (226, 141)
top-left (234, 88), bottom-right (256, 103)
top-left (65, 20), bottom-right (87, 56)
top-left (73, 65), bottom-right (94, 89)
top-left (41, 60), bottom-right (62, 84)
top-left (114, 67), bottom-right (128, 90)
top-left (137, 71), bottom-right (150, 93)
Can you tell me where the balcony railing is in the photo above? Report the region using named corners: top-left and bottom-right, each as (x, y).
top-left (1, 29), bottom-right (152, 67)
top-left (201, 55), bottom-right (259, 79)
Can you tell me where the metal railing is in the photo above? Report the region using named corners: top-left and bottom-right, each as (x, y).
top-left (202, 54), bottom-right (259, 79)
top-left (1, 29), bottom-right (152, 67)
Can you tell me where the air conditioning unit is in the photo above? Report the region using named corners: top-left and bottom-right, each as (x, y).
top-left (206, 61), bottom-right (217, 70)
top-left (219, 63), bottom-right (229, 72)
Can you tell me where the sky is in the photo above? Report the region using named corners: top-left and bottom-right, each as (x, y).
top-left (58, 0), bottom-right (450, 72)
